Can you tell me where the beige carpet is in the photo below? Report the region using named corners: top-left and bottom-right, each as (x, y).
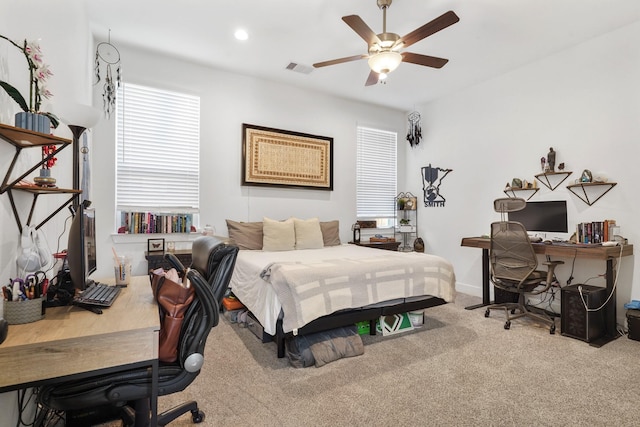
top-left (155, 293), bottom-right (640, 427)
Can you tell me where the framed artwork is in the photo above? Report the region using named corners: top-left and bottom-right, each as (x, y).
top-left (147, 238), bottom-right (165, 253)
top-left (242, 123), bottom-right (333, 190)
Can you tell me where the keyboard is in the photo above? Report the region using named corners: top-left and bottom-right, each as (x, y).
top-left (74, 283), bottom-right (121, 307)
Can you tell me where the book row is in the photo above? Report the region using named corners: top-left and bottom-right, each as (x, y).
top-left (576, 220), bottom-right (617, 244)
top-left (119, 212), bottom-right (194, 234)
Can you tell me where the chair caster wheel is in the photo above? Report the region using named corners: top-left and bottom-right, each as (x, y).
top-left (191, 409), bottom-right (205, 423)
top-left (510, 309), bottom-right (517, 314)
top-left (550, 325), bottom-right (556, 335)
top-left (504, 321), bottom-right (511, 330)
top-left (484, 309), bottom-right (490, 318)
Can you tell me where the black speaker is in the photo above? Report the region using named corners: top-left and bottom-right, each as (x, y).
top-left (561, 284), bottom-right (605, 342)
top-left (494, 286), bottom-right (519, 304)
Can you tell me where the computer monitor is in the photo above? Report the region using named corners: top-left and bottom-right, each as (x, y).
top-left (508, 200), bottom-right (568, 233)
top-left (67, 203), bottom-right (97, 291)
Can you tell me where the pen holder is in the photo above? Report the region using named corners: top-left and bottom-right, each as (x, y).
top-left (3, 297), bottom-right (45, 324)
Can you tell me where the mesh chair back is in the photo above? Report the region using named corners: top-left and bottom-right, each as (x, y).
top-left (490, 221), bottom-right (538, 285)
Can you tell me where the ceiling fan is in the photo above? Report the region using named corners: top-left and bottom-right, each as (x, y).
top-left (313, 0), bottom-right (459, 86)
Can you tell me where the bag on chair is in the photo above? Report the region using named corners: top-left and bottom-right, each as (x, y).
top-left (150, 268), bottom-right (195, 363)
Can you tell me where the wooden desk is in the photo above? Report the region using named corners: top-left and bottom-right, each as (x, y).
top-left (0, 276), bottom-right (159, 422)
top-left (461, 237), bottom-right (633, 346)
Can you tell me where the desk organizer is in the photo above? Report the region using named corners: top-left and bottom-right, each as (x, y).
top-left (3, 297), bottom-right (45, 324)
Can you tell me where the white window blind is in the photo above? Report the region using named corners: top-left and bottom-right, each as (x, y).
top-left (116, 83), bottom-right (200, 211)
top-left (356, 126), bottom-right (397, 219)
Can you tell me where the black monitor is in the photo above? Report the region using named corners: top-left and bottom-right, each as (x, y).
top-left (508, 200), bottom-right (568, 233)
top-left (67, 203), bottom-right (97, 291)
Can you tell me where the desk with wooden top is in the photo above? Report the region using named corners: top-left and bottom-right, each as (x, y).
top-left (0, 276), bottom-right (159, 422)
top-left (461, 236), bottom-right (633, 346)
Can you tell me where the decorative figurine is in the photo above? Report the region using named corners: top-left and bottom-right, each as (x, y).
top-left (581, 169), bottom-right (593, 183)
top-left (547, 147), bottom-right (556, 172)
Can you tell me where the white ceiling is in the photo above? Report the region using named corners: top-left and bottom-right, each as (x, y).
top-left (86, 0), bottom-right (640, 112)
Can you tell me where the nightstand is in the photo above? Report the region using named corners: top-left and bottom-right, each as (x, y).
top-left (145, 249), bottom-right (192, 271)
top-left (349, 241), bottom-right (401, 251)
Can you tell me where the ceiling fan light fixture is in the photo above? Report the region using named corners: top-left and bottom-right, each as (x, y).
top-left (368, 51), bottom-right (402, 75)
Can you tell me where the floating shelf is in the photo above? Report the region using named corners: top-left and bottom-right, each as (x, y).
top-left (0, 123), bottom-right (79, 232)
top-left (566, 182), bottom-right (617, 206)
top-left (503, 187), bottom-right (539, 201)
top-left (534, 171), bottom-right (572, 191)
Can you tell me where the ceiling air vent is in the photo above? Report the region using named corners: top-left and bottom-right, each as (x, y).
top-left (286, 62), bottom-right (314, 74)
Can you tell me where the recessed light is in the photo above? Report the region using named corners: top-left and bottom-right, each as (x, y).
top-left (234, 29), bottom-right (248, 41)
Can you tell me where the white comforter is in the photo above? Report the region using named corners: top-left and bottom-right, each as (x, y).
top-left (229, 244), bottom-right (456, 335)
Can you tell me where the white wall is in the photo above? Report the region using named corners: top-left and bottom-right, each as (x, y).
top-left (92, 43), bottom-right (406, 278)
top-left (405, 20), bottom-right (640, 323)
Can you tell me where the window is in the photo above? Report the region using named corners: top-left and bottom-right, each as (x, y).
top-left (356, 126), bottom-right (397, 227)
top-left (116, 83), bottom-right (200, 214)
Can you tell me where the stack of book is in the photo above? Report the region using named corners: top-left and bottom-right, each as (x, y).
top-left (576, 219), bottom-right (616, 244)
top-left (119, 211), bottom-right (193, 234)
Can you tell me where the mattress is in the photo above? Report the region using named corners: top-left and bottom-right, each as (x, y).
top-left (229, 244), bottom-right (456, 335)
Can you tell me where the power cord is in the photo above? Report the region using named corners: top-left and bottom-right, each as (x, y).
top-left (577, 243), bottom-right (624, 313)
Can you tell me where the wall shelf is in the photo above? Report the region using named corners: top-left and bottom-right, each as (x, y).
top-left (566, 182), bottom-right (617, 206)
top-left (534, 171), bottom-right (572, 191)
top-left (503, 187), bottom-right (539, 200)
top-left (0, 123), bottom-right (80, 232)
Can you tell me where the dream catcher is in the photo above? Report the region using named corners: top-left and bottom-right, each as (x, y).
top-left (94, 30), bottom-right (121, 118)
top-left (406, 111), bottom-right (422, 147)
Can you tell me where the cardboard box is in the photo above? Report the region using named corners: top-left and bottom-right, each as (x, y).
top-left (379, 313), bottom-right (414, 336)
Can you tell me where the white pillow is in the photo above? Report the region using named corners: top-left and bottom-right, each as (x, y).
top-left (294, 217), bottom-right (324, 249)
top-left (262, 217), bottom-right (295, 251)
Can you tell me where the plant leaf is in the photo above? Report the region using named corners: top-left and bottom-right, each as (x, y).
top-left (0, 80), bottom-right (29, 112)
top-left (42, 112), bottom-right (59, 129)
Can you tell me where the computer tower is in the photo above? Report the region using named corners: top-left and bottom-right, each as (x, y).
top-left (561, 284), bottom-right (605, 342)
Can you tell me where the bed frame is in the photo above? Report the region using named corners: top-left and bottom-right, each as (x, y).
top-left (273, 296), bottom-right (447, 358)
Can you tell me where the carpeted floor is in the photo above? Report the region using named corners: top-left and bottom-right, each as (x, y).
top-left (150, 293), bottom-right (640, 426)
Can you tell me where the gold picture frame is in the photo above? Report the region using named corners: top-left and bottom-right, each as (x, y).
top-left (242, 124), bottom-right (333, 190)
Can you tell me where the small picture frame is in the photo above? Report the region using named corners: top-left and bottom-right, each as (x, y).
top-left (147, 238), bottom-right (165, 253)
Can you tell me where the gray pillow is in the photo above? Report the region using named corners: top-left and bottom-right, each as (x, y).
top-left (225, 220), bottom-right (263, 250)
top-left (320, 220), bottom-right (341, 246)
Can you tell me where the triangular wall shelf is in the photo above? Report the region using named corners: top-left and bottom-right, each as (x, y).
top-left (566, 182), bottom-right (617, 206)
top-left (534, 171), bottom-right (572, 191)
top-left (503, 187), bottom-right (539, 200)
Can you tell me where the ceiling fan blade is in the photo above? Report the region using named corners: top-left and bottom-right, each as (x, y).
top-left (402, 52), bottom-right (449, 69)
top-left (342, 15), bottom-right (381, 46)
top-left (313, 54), bottom-right (368, 68)
top-left (365, 70), bottom-right (380, 86)
top-left (398, 10), bottom-right (459, 49)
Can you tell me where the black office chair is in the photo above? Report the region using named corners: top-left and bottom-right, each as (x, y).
top-left (37, 237), bottom-right (239, 427)
top-left (484, 198), bottom-right (563, 334)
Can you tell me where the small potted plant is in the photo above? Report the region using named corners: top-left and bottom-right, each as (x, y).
top-left (399, 218), bottom-right (413, 233)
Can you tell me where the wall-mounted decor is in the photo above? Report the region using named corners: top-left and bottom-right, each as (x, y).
top-left (94, 30), bottom-right (121, 118)
top-left (421, 164), bottom-right (453, 207)
top-left (242, 124), bottom-right (333, 190)
top-left (406, 111), bottom-right (422, 147)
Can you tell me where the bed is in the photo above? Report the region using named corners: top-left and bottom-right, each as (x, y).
top-left (226, 218), bottom-right (457, 358)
